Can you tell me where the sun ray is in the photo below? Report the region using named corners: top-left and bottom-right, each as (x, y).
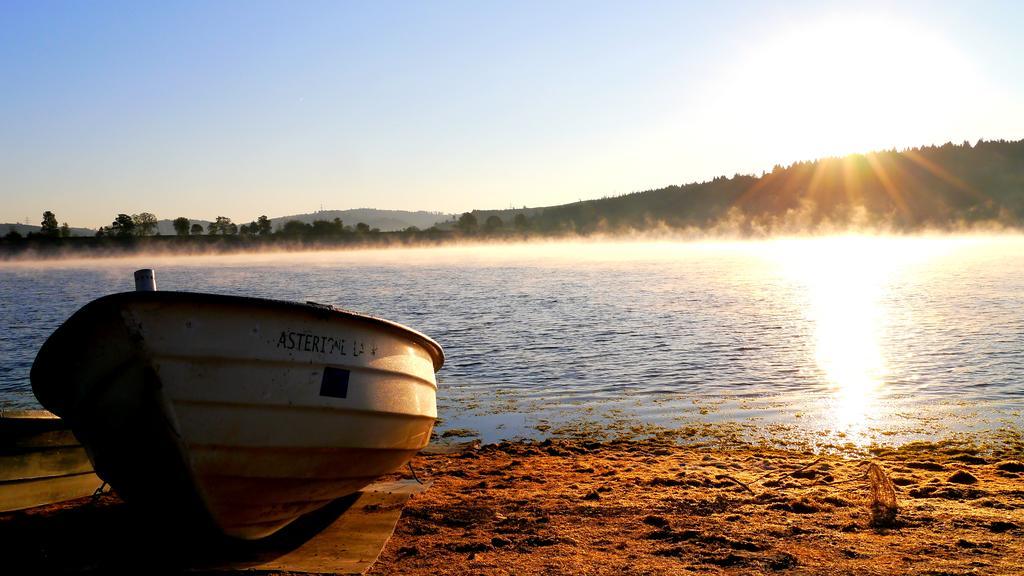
top-left (841, 156), bottom-right (864, 212)
top-left (863, 152), bottom-right (913, 222)
top-left (805, 156), bottom-right (830, 204)
top-left (733, 166), bottom-right (780, 212)
top-left (902, 149), bottom-right (986, 202)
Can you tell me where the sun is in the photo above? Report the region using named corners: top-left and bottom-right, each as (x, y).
top-left (704, 12), bottom-right (987, 165)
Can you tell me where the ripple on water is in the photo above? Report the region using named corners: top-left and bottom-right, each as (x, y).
top-left (1, 237), bottom-right (1023, 447)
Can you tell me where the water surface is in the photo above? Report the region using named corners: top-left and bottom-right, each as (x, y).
top-left (2, 236), bottom-right (1022, 447)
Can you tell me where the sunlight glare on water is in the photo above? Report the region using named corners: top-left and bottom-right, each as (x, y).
top-left (769, 237), bottom-right (960, 443)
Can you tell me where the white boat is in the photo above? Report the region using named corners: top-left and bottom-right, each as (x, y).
top-left (0, 409), bottom-right (102, 512)
top-left (31, 286), bottom-right (444, 539)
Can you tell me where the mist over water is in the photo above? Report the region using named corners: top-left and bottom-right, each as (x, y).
top-left (2, 236), bottom-right (1022, 447)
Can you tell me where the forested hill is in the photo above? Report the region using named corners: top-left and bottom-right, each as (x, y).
top-left (500, 140), bottom-right (1024, 233)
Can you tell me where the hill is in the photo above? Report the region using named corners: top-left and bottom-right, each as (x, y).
top-left (154, 209), bottom-right (454, 235)
top-left (268, 209), bottom-right (454, 232)
top-left (1, 223), bottom-right (95, 237)
top-left (468, 140), bottom-right (1024, 234)
top-left (12, 140), bottom-right (1024, 240)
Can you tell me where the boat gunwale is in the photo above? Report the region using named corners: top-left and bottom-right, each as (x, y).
top-left (91, 291), bottom-right (445, 372)
top-left (0, 469), bottom-right (99, 486)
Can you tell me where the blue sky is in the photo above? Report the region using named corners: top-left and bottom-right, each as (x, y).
top-left (2, 1), bottom-right (1022, 227)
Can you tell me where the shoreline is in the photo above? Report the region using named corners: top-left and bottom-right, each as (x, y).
top-left (4, 231), bottom-right (1024, 264)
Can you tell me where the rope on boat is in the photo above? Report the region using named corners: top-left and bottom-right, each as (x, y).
top-left (408, 462), bottom-right (424, 485)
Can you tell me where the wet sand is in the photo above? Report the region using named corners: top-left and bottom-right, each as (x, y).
top-left (371, 438), bottom-right (1024, 575)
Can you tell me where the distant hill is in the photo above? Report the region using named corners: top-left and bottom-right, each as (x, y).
top-left (467, 139), bottom-right (1024, 233)
top-left (1, 223), bottom-right (95, 237)
top-left (268, 209), bottom-right (455, 232)
top-left (154, 209), bottom-right (454, 235)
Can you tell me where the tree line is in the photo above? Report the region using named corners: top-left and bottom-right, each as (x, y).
top-left (3, 211), bottom-right (72, 240)
top-left (452, 212), bottom-right (530, 233)
top-left (4, 210), bottom-right (539, 242)
top-left (5, 212), bottom-right (431, 241)
top-left (90, 213), bottom-right (267, 237)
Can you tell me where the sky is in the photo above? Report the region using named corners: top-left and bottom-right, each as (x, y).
top-left (2, 0), bottom-right (1023, 228)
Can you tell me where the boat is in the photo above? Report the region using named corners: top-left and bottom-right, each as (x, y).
top-left (0, 409), bottom-right (102, 512)
top-left (30, 278), bottom-right (444, 540)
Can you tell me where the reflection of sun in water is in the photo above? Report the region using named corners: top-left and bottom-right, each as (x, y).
top-left (805, 248), bottom-right (887, 433)
top-left (772, 236), bottom-right (952, 441)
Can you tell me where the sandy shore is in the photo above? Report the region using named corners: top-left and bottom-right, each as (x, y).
top-left (371, 438), bottom-right (1024, 575)
top-left (2, 437), bottom-right (1021, 575)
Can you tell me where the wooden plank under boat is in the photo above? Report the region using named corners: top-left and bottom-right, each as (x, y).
top-left (0, 409), bottom-right (102, 512)
top-left (31, 290), bottom-right (444, 540)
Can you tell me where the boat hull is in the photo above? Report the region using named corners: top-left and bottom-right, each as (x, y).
top-left (31, 292), bottom-right (443, 539)
top-left (0, 410), bottom-right (101, 512)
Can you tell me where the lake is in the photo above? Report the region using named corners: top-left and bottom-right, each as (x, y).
top-left (2, 236), bottom-right (1022, 448)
